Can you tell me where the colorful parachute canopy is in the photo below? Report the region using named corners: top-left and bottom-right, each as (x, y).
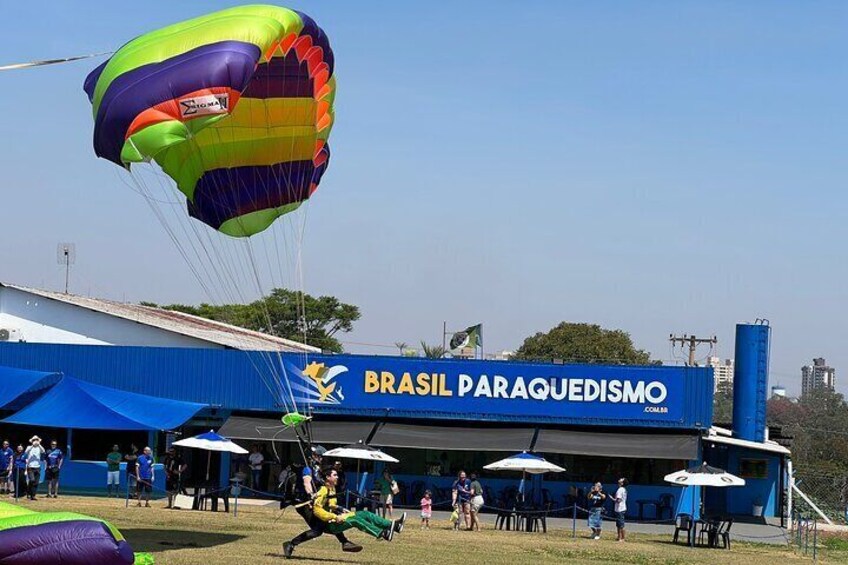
top-left (83, 5), bottom-right (335, 237)
top-left (0, 501), bottom-right (141, 564)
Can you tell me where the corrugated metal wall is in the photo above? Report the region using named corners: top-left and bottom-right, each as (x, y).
top-left (0, 343), bottom-right (714, 428)
top-left (0, 343), bottom-right (282, 411)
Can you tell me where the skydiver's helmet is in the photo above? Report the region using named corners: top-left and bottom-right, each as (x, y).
top-left (310, 445), bottom-right (328, 486)
top-left (311, 445), bottom-right (327, 460)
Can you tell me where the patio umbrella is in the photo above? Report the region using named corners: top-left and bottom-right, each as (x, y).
top-left (484, 452), bottom-right (565, 475)
top-left (664, 462), bottom-right (746, 487)
top-left (484, 452), bottom-right (565, 500)
top-left (173, 430), bottom-right (248, 481)
top-left (324, 441), bottom-right (399, 505)
top-left (664, 462), bottom-right (745, 546)
top-left (324, 442), bottom-right (399, 463)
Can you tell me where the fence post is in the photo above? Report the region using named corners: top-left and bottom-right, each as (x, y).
top-left (572, 503), bottom-right (577, 538)
top-left (812, 519), bottom-right (817, 563)
top-left (804, 515), bottom-right (809, 555)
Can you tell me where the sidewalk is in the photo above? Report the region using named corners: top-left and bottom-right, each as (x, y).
top-left (419, 509), bottom-right (791, 545)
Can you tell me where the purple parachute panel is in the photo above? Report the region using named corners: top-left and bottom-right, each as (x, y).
top-left (0, 520), bottom-right (135, 564)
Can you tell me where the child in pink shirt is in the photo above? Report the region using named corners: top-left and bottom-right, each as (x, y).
top-left (420, 490), bottom-right (432, 529)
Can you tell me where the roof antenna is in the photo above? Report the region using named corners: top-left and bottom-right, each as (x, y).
top-left (56, 243), bottom-right (76, 294)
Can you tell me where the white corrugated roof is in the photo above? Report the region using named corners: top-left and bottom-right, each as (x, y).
top-left (1, 283), bottom-right (320, 353)
top-left (704, 427), bottom-right (791, 455)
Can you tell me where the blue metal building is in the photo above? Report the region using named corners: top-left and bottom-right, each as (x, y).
top-left (0, 322), bottom-right (788, 522)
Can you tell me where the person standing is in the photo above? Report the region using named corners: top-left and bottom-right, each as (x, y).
top-left (136, 446), bottom-right (154, 507)
top-left (614, 478), bottom-right (628, 542)
top-left (0, 441), bottom-right (13, 495)
top-left (248, 445), bottom-right (264, 492)
top-left (420, 490), bottom-right (432, 529)
top-left (452, 470), bottom-right (472, 530)
top-left (374, 469), bottom-right (396, 518)
top-left (165, 447), bottom-right (188, 508)
top-left (12, 445), bottom-right (26, 499)
top-left (124, 444), bottom-right (139, 498)
top-left (24, 436), bottom-right (46, 500)
top-left (45, 440), bottom-right (64, 498)
top-left (106, 445), bottom-right (122, 497)
top-left (469, 472), bottom-right (484, 531)
top-left (587, 482), bottom-right (607, 540)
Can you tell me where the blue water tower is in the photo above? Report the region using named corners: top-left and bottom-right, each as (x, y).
top-left (732, 322), bottom-right (770, 442)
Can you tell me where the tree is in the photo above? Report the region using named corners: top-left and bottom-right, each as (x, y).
top-left (144, 288), bottom-right (360, 353)
top-left (768, 390), bottom-right (848, 474)
top-left (394, 342), bottom-right (408, 356)
top-left (513, 322), bottom-right (653, 365)
top-left (712, 390), bottom-right (734, 425)
top-left (420, 341), bottom-right (446, 359)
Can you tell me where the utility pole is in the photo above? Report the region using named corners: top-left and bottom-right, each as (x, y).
top-left (669, 334), bottom-right (717, 366)
top-left (56, 243), bottom-right (76, 295)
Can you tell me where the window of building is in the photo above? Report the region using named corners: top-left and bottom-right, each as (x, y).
top-left (739, 458), bottom-right (768, 479)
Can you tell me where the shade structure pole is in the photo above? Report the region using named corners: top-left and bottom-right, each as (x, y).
top-left (690, 487), bottom-right (696, 547)
top-left (206, 451), bottom-right (212, 482)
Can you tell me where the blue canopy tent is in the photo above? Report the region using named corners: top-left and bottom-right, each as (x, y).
top-left (2, 375), bottom-right (206, 430)
top-left (0, 367), bottom-right (62, 411)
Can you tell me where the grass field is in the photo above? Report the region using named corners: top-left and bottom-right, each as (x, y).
top-left (14, 496), bottom-right (848, 564)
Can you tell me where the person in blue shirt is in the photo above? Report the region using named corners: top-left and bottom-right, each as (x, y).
top-left (12, 445), bottom-right (26, 499)
top-left (0, 441), bottom-right (13, 495)
top-left (136, 446), bottom-right (155, 507)
top-left (45, 440), bottom-right (64, 498)
top-left (452, 470), bottom-right (472, 530)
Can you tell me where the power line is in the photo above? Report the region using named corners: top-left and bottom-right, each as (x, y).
top-left (669, 334), bottom-right (717, 366)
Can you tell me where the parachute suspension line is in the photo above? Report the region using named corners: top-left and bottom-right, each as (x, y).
top-left (243, 239), bottom-right (300, 412)
top-left (128, 159), bottom-right (293, 414)
top-left (181, 126), bottom-right (284, 345)
top-left (124, 171), bottom-right (215, 301)
top-left (126, 167), bottom-right (293, 408)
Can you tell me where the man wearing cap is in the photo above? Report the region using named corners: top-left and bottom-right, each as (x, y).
top-left (24, 436), bottom-right (46, 500)
top-left (0, 441), bottom-right (13, 495)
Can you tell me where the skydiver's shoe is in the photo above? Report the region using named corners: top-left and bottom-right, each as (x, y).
top-left (342, 541), bottom-right (363, 552)
top-left (394, 511), bottom-right (407, 534)
top-left (381, 525), bottom-right (394, 541)
top-left (283, 542), bottom-right (294, 559)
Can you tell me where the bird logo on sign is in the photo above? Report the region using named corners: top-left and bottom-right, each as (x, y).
top-left (301, 362), bottom-right (348, 403)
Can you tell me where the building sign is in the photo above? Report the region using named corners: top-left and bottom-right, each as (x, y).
top-left (289, 355), bottom-right (711, 428)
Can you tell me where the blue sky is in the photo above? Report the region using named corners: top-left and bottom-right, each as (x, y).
top-left (2, 2), bottom-right (847, 394)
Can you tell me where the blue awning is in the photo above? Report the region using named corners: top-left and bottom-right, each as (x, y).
top-left (0, 367), bottom-right (61, 411)
top-left (2, 376), bottom-right (206, 430)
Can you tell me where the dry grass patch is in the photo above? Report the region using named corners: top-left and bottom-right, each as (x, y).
top-left (13, 496), bottom-right (845, 564)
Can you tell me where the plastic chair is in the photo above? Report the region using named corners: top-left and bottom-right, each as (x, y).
top-left (716, 518), bottom-right (733, 549)
top-left (696, 517), bottom-right (719, 546)
top-left (673, 513), bottom-right (693, 544)
top-left (657, 493), bottom-right (675, 520)
top-left (495, 509), bottom-right (515, 530)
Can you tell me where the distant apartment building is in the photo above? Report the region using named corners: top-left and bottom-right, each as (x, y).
top-left (771, 385), bottom-right (786, 399)
top-left (801, 357), bottom-right (836, 396)
top-left (708, 356), bottom-right (734, 394)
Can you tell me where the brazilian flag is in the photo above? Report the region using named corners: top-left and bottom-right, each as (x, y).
top-left (450, 324), bottom-right (482, 351)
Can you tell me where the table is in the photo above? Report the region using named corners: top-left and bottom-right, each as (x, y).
top-left (191, 485), bottom-right (229, 513)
